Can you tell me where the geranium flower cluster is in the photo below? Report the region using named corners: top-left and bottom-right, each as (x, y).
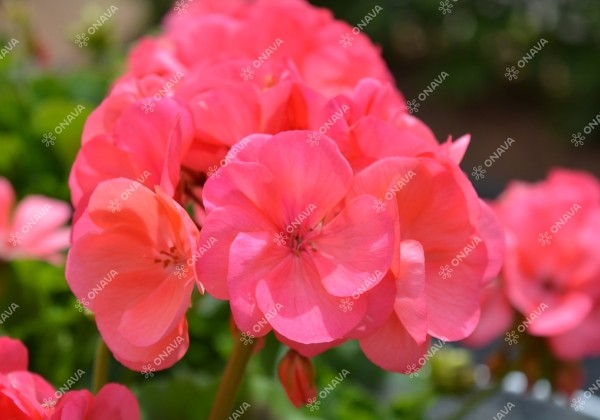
top-left (0, 336), bottom-right (139, 419)
top-left (467, 170), bottom-right (600, 360)
top-left (67, 0), bottom-right (504, 376)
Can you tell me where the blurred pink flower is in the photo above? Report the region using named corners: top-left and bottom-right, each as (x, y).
top-left (484, 169), bottom-right (600, 359)
top-left (66, 179), bottom-right (201, 371)
top-left (0, 177), bottom-right (71, 264)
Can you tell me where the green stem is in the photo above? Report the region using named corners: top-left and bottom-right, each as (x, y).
top-left (209, 334), bottom-right (257, 420)
top-left (92, 337), bottom-right (110, 393)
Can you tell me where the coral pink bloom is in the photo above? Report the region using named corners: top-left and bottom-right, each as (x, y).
top-left (0, 178), bottom-right (71, 264)
top-left (197, 132), bottom-right (394, 344)
top-left (348, 155), bottom-right (504, 371)
top-left (165, 0), bottom-right (392, 96)
top-left (492, 169), bottom-right (600, 359)
top-left (50, 384), bottom-right (140, 420)
top-left (66, 178), bottom-right (201, 371)
top-left (0, 337), bottom-right (55, 419)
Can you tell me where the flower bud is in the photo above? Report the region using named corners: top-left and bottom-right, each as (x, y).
top-left (277, 350), bottom-right (317, 407)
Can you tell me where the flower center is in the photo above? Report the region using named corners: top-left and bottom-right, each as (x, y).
top-left (154, 246), bottom-right (184, 268)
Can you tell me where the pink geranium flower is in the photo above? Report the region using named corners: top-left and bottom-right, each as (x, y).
top-left (197, 131), bottom-right (394, 343)
top-left (66, 178), bottom-right (201, 371)
top-left (474, 169), bottom-right (600, 359)
top-left (0, 337), bottom-right (55, 419)
top-left (346, 154), bottom-right (505, 372)
top-left (50, 384), bottom-right (140, 420)
top-left (0, 177), bottom-right (71, 264)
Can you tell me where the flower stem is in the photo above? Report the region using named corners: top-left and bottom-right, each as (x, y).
top-left (92, 337), bottom-right (110, 393)
top-left (209, 334), bottom-right (256, 420)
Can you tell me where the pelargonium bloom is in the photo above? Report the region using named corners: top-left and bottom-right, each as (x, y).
top-left (66, 178), bottom-right (201, 370)
top-left (469, 169), bottom-right (600, 360)
top-left (50, 384), bottom-right (139, 420)
top-left (197, 131), bottom-right (395, 344)
top-left (0, 177), bottom-right (71, 264)
top-left (0, 336), bottom-right (55, 419)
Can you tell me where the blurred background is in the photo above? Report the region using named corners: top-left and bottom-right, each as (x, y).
top-left (0, 0), bottom-right (599, 419)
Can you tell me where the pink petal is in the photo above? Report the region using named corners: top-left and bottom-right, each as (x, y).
top-left (0, 337), bottom-right (28, 373)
